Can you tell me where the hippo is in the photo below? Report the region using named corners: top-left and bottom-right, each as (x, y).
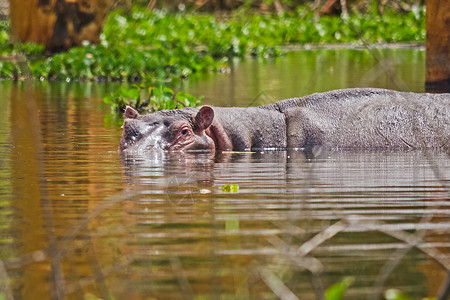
top-left (119, 88), bottom-right (450, 152)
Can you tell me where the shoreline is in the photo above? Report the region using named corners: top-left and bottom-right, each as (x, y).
top-left (280, 42), bottom-right (424, 52)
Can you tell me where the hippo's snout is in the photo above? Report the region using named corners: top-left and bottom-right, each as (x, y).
top-left (120, 117), bottom-right (170, 151)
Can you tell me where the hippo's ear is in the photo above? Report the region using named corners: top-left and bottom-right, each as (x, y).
top-left (124, 106), bottom-right (139, 119)
top-left (194, 106), bottom-right (214, 131)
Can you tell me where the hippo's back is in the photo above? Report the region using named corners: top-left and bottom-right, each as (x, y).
top-left (275, 88), bottom-right (450, 149)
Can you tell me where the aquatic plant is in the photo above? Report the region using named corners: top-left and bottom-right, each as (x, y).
top-left (0, 5), bottom-right (425, 82)
top-left (325, 277), bottom-right (354, 300)
top-left (104, 83), bottom-right (203, 113)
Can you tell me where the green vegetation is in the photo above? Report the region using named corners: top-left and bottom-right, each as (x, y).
top-left (0, 4), bottom-right (425, 111)
top-left (104, 84), bottom-right (202, 112)
top-left (220, 184), bottom-right (240, 193)
top-left (325, 277), bottom-right (354, 300)
top-left (0, 5), bottom-right (425, 82)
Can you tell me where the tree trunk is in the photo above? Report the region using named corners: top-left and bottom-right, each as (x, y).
top-left (9, 0), bottom-right (112, 52)
top-left (426, 0), bottom-right (450, 92)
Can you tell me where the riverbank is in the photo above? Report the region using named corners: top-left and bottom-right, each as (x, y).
top-left (0, 5), bottom-right (425, 82)
top-left (280, 42), bottom-right (424, 52)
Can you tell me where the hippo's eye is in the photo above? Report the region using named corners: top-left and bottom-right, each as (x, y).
top-left (181, 128), bottom-right (189, 136)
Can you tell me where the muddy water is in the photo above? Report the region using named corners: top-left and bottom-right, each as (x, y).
top-left (0, 48), bottom-right (449, 299)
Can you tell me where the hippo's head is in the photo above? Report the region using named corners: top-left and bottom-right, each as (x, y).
top-left (119, 106), bottom-right (216, 152)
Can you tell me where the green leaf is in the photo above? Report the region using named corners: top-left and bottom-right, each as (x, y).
top-left (221, 184), bottom-right (239, 193)
top-left (127, 88), bottom-right (139, 100)
top-left (325, 277), bottom-right (354, 300)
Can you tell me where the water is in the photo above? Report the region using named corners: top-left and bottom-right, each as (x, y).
top-left (184, 47), bottom-right (426, 107)
top-left (0, 48), bottom-right (449, 299)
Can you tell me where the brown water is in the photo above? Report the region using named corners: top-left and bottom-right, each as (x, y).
top-left (0, 48), bottom-right (449, 300)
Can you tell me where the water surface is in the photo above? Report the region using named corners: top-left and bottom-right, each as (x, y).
top-left (0, 48), bottom-right (449, 299)
top-left (185, 47), bottom-right (425, 107)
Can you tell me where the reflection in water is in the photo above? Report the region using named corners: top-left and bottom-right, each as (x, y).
top-left (113, 149), bottom-right (450, 299)
top-left (185, 47), bottom-right (425, 107)
top-left (0, 48), bottom-right (449, 299)
top-left (0, 82), bottom-right (124, 299)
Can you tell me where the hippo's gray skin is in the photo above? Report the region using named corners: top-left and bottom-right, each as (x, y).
top-left (119, 88), bottom-right (450, 152)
